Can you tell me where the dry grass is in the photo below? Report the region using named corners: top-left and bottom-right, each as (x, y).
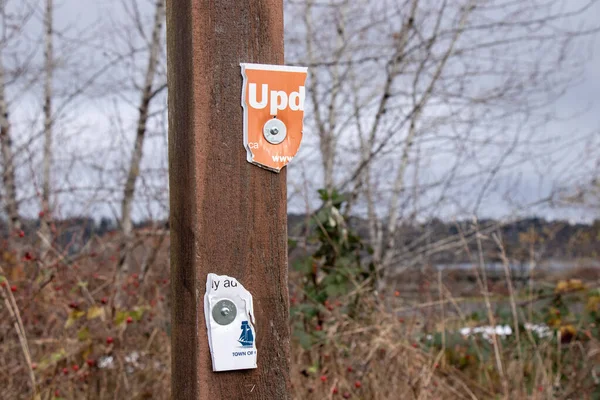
top-left (0, 233), bottom-right (598, 399)
top-left (289, 290), bottom-right (600, 399)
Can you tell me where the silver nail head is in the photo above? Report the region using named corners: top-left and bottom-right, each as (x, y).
top-left (212, 299), bottom-right (237, 325)
top-left (263, 118), bottom-right (287, 144)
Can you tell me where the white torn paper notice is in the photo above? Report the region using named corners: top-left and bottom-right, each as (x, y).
top-left (204, 273), bottom-right (257, 371)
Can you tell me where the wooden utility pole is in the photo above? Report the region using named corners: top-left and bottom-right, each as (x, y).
top-left (167, 1), bottom-right (290, 399)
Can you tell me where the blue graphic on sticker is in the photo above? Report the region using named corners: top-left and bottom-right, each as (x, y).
top-left (238, 321), bottom-right (254, 348)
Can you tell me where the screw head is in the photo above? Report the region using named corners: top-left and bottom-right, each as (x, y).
top-left (263, 118), bottom-right (287, 144)
top-left (212, 299), bottom-right (237, 325)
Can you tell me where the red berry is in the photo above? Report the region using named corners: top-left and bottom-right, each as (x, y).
top-left (100, 297), bottom-right (108, 304)
top-left (398, 318), bottom-right (404, 323)
top-left (72, 364), bottom-right (79, 372)
top-left (31, 362), bottom-right (37, 370)
top-left (38, 211), bottom-right (45, 218)
top-left (327, 305), bottom-right (334, 311)
top-left (332, 387), bottom-right (339, 394)
top-left (55, 390), bottom-right (60, 397)
top-left (315, 325), bottom-right (322, 331)
top-left (347, 366), bottom-right (353, 372)
top-left (126, 316), bottom-right (133, 324)
top-left (18, 230), bottom-right (25, 238)
top-left (320, 375), bottom-right (327, 382)
top-left (86, 359), bottom-right (95, 367)
top-left (394, 290), bottom-right (400, 297)
top-left (354, 380), bottom-right (361, 388)
top-left (10, 285), bottom-right (17, 293)
top-left (412, 343), bottom-right (418, 348)
top-left (23, 252), bottom-right (33, 261)
top-left (343, 393), bottom-right (351, 399)
top-left (62, 367), bottom-right (69, 375)
top-left (69, 302), bottom-right (78, 309)
top-left (0, 281), bottom-right (6, 288)
top-left (106, 336), bottom-right (114, 344)
top-left (163, 279), bottom-right (168, 285)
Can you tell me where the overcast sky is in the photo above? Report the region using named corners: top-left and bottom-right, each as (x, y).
top-left (5, 0), bottom-right (600, 223)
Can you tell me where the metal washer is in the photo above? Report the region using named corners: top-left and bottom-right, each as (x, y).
top-left (263, 118), bottom-right (287, 145)
top-left (212, 299), bottom-right (237, 326)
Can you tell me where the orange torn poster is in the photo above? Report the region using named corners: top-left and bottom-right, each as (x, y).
top-left (241, 63), bottom-right (308, 172)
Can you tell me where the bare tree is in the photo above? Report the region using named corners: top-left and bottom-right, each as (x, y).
top-left (286, 0), bottom-right (600, 286)
top-left (0, 0), bottom-right (36, 235)
top-left (39, 0), bottom-right (53, 256)
top-left (0, 55), bottom-right (20, 233)
top-left (116, 0), bottom-right (166, 306)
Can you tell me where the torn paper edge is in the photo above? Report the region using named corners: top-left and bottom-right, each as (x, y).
top-left (204, 273), bottom-right (257, 371)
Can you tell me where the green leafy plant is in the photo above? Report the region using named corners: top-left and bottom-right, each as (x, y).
top-left (290, 189), bottom-right (375, 349)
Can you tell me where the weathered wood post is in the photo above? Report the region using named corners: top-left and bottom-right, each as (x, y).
top-left (166, 1), bottom-right (291, 399)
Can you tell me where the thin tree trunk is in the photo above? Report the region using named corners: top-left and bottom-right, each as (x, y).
top-left (0, 56), bottom-right (20, 233)
top-left (40, 0), bottom-right (53, 257)
top-left (354, 0), bottom-right (419, 268)
top-left (304, 0), bottom-right (335, 193)
top-left (116, 0), bottom-right (165, 307)
top-left (380, 1), bottom-right (473, 273)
